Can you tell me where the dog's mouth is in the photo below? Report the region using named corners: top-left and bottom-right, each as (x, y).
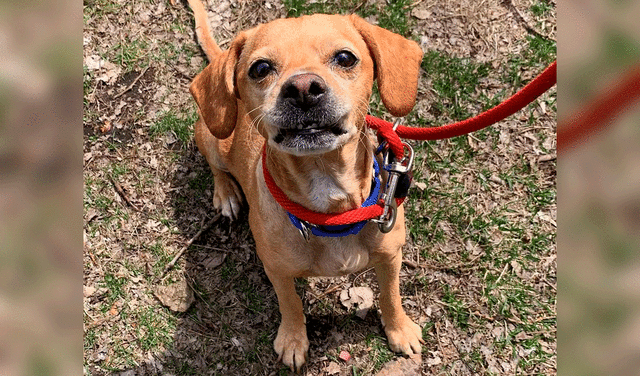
top-left (271, 121), bottom-right (350, 155)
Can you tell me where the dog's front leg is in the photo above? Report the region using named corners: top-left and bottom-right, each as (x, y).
top-left (374, 247), bottom-right (424, 355)
top-left (265, 267), bottom-right (309, 371)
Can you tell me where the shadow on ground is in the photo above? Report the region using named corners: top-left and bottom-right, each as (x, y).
top-left (117, 145), bottom-right (389, 375)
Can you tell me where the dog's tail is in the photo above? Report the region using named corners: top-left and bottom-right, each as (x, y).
top-left (187, 0), bottom-right (222, 61)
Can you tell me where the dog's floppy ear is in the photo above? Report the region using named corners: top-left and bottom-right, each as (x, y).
top-left (349, 14), bottom-right (423, 117)
top-left (189, 32), bottom-right (249, 139)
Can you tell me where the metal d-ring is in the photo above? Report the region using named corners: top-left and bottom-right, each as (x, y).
top-left (377, 199), bottom-right (398, 233)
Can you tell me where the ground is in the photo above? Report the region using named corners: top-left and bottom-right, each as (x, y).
top-left (83, 0), bottom-right (556, 375)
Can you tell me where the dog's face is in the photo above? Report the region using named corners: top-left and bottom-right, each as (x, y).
top-left (190, 14), bottom-right (424, 155)
top-left (235, 15), bottom-right (375, 155)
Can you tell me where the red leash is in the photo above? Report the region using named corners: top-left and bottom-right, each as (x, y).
top-left (264, 61), bottom-right (557, 228)
top-left (365, 61), bottom-right (557, 159)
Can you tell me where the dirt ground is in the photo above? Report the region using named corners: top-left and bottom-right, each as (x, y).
top-left (83, 0), bottom-right (556, 375)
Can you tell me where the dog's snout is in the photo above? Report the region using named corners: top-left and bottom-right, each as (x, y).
top-left (281, 73), bottom-right (327, 110)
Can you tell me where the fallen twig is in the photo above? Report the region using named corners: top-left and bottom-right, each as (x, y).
top-left (113, 66), bottom-right (150, 99)
top-left (85, 315), bottom-right (117, 330)
top-left (158, 213), bottom-right (222, 281)
top-left (402, 259), bottom-right (419, 269)
top-left (502, 0), bottom-right (552, 41)
top-left (538, 153), bottom-right (557, 163)
top-left (351, 0), bottom-right (368, 13)
top-left (108, 174), bottom-right (141, 211)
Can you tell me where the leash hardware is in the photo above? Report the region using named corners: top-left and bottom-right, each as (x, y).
top-left (392, 118), bottom-right (403, 131)
top-left (298, 220), bottom-right (313, 242)
top-left (375, 118), bottom-right (404, 155)
top-left (374, 142), bottom-right (414, 233)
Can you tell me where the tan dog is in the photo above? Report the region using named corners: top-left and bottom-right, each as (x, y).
top-left (187, 0), bottom-right (424, 370)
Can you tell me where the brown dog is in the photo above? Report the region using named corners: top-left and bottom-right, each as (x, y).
top-left (187, 0), bottom-right (424, 370)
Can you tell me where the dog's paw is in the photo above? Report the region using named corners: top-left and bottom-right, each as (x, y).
top-left (212, 173), bottom-right (243, 219)
top-left (383, 315), bottom-right (424, 355)
top-left (274, 323), bottom-right (309, 372)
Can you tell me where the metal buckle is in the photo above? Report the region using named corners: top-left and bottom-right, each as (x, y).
top-left (373, 141), bottom-right (414, 233)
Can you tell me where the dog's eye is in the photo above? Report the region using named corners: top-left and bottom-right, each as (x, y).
top-left (249, 60), bottom-right (273, 79)
top-left (334, 51), bottom-right (358, 68)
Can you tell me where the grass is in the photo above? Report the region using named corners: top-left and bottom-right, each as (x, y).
top-left (102, 273), bottom-right (128, 309)
top-left (149, 241), bottom-right (173, 276)
top-left (83, 0), bottom-right (124, 20)
top-left (283, 0), bottom-right (414, 36)
top-left (530, 0), bottom-right (554, 18)
top-left (420, 50), bottom-right (493, 121)
top-left (149, 110), bottom-right (198, 149)
top-left (137, 306), bottom-right (177, 351)
top-left (441, 284), bottom-right (471, 329)
top-left (111, 38), bottom-right (149, 73)
top-left (363, 334), bottom-right (395, 371)
top-left (505, 35), bottom-right (556, 87)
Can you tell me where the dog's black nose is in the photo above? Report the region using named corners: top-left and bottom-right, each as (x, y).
top-left (281, 73), bottom-right (327, 110)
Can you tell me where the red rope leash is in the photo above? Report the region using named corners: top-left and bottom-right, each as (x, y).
top-left (264, 61), bottom-right (557, 227)
top-left (365, 61), bottom-right (557, 147)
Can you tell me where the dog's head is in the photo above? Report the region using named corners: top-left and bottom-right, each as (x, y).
top-left (190, 14), bottom-right (423, 156)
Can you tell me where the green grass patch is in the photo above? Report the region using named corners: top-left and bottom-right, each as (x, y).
top-left (83, 65), bottom-right (94, 105)
top-left (101, 273), bottom-right (128, 311)
top-left (376, 0), bottom-right (414, 37)
top-left (421, 50), bottom-right (492, 120)
top-left (148, 241), bottom-right (173, 276)
top-left (505, 35), bottom-right (556, 87)
top-left (282, 0), bottom-right (414, 36)
top-left (364, 333), bottom-right (396, 372)
top-left (110, 38), bottom-right (149, 73)
top-left (530, 0), bottom-right (554, 17)
top-left (150, 110), bottom-right (198, 149)
top-left (136, 306), bottom-right (177, 351)
top-left (442, 284), bottom-right (470, 329)
top-left (283, 0), bottom-right (360, 17)
top-left (237, 277), bottom-right (265, 314)
top-left (188, 170), bottom-right (214, 193)
top-left (83, 0), bottom-right (124, 19)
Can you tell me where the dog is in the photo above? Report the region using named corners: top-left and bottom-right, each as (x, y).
top-left (187, 0), bottom-right (424, 370)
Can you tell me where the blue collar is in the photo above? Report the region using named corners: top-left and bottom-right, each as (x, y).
top-left (286, 157), bottom-right (381, 238)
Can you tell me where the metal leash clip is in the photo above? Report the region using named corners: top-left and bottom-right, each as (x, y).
top-left (374, 140), bottom-right (415, 233)
top-left (297, 220), bottom-right (313, 242)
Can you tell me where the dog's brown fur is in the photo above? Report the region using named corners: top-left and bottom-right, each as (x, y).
top-left (188, 0), bottom-right (424, 370)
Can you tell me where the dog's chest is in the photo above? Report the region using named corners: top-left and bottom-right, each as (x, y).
top-left (307, 170), bottom-right (348, 212)
top-left (303, 226), bottom-right (378, 277)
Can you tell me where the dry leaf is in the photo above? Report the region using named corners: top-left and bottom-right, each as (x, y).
top-left (325, 361), bottom-right (341, 375)
top-left (204, 253), bottom-right (226, 269)
top-left (375, 355), bottom-right (421, 375)
top-left (83, 285), bottom-right (96, 298)
top-left (109, 303), bottom-right (118, 316)
top-left (85, 208), bottom-right (99, 223)
top-left (100, 120), bottom-right (112, 133)
top-left (426, 356), bottom-right (442, 366)
top-left (154, 280), bottom-right (195, 313)
top-left (340, 286), bottom-right (374, 319)
top-left (412, 8), bottom-right (430, 20)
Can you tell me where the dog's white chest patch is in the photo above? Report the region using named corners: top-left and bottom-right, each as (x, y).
top-left (311, 237), bottom-right (370, 277)
top-left (308, 171), bottom-right (347, 212)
